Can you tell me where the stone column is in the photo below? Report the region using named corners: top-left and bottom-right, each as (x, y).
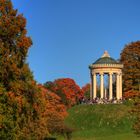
top-left (109, 73), bottom-right (113, 100)
top-left (119, 73), bottom-right (122, 99)
top-left (100, 73), bottom-right (104, 98)
top-left (93, 73), bottom-right (97, 99)
top-left (116, 73), bottom-right (120, 99)
top-left (90, 73), bottom-right (93, 100)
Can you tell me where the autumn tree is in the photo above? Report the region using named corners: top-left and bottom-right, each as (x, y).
top-left (0, 0), bottom-right (33, 89)
top-left (0, 1), bottom-right (49, 139)
top-left (44, 81), bottom-right (68, 105)
top-left (38, 85), bottom-right (73, 138)
top-left (120, 41), bottom-right (140, 136)
top-left (44, 78), bottom-right (83, 107)
top-left (120, 41), bottom-right (140, 97)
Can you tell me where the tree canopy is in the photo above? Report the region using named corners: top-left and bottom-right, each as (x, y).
top-left (120, 41), bottom-right (140, 97)
top-left (120, 41), bottom-right (140, 136)
top-left (44, 78), bottom-right (83, 108)
top-left (0, 1), bottom-right (69, 139)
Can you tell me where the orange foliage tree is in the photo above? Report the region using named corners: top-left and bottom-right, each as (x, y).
top-left (120, 41), bottom-right (140, 98)
top-left (44, 78), bottom-right (83, 107)
top-left (0, 1), bottom-right (49, 139)
top-left (120, 41), bottom-right (140, 136)
top-left (37, 85), bottom-right (68, 134)
top-left (0, 0), bottom-right (74, 139)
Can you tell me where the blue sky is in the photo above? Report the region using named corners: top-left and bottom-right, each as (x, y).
top-left (12, 0), bottom-right (140, 87)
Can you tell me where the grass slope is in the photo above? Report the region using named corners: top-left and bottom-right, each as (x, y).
top-left (59, 104), bottom-right (139, 140)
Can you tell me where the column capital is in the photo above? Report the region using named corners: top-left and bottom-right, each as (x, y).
top-left (92, 72), bottom-right (96, 75)
top-left (116, 72), bottom-right (122, 76)
top-left (109, 72), bottom-right (113, 75)
top-left (99, 72), bottom-right (104, 75)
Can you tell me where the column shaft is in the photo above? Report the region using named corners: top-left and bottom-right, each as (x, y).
top-left (93, 73), bottom-right (97, 99)
top-left (109, 73), bottom-right (113, 100)
top-left (119, 73), bottom-right (122, 99)
top-left (90, 73), bottom-right (93, 100)
top-left (116, 73), bottom-right (120, 99)
top-left (100, 73), bottom-right (104, 98)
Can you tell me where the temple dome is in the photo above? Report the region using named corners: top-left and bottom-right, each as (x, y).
top-left (93, 51), bottom-right (119, 64)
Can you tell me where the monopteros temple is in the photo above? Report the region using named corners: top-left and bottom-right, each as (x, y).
top-left (89, 51), bottom-right (123, 100)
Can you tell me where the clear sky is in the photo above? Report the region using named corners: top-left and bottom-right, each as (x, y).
top-left (12, 0), bottom-right (140, 87)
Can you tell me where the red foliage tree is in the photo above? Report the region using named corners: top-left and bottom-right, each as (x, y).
top-left (44, 78), bottom-right (83, 107)
top-left (123, 90), bottom-right (140, 99)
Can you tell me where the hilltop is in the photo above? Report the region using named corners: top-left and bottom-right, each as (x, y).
top-left (59, 103), bottom-right (139, 140)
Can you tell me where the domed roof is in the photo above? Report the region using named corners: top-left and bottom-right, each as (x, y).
top-left (93, 51), bottom-right (119, 64)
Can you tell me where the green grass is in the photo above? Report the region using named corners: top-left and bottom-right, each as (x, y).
top-left (58, 103), bottom-right (140, 140)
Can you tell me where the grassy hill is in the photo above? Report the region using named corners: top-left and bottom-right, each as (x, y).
top-left (58, 103), bottom-right (139, 140)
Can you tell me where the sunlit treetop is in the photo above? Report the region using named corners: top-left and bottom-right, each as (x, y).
top-left (0, 0), bottom-right (32, 90)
